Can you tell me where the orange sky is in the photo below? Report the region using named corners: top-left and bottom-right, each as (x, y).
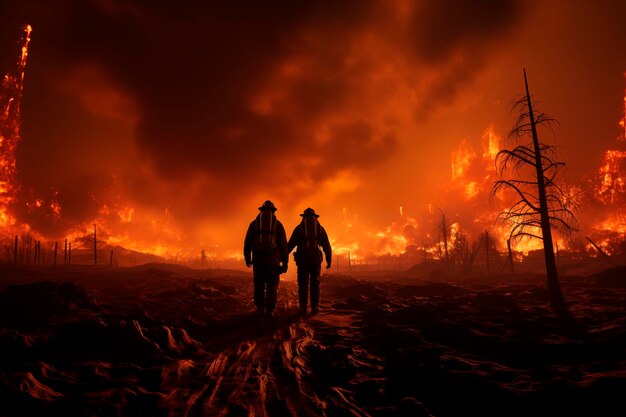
top-left (1, 0), bottom-right (625, 258)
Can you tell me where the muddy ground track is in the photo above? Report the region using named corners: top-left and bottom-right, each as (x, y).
top-left (159, 282), bottom-right (371, 417)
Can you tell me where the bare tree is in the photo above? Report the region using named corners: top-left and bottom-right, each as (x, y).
top-left (437, 208), bottom-right (450, 270)
top-left (492, 69), bottom-right (578, 313)
top-left (450, 230), bottom-right (480, 276)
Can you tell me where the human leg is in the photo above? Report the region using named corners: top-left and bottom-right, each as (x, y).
top-left (297, 266), bottom-right (310, 312)
top-left (265, 269), bottom-right (280, 316)
top-left (253, 267), bottom-right (265, 314)
top-left (310, 264), bottom-right (321, 310)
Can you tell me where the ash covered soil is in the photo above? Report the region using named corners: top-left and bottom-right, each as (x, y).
top-left (0, 264), bottom-right (625, 417)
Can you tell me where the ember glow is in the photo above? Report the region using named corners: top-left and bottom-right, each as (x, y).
top-left (0, 1), bottom-right (625, 266)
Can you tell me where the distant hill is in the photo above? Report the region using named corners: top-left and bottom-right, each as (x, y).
top-left (65, 244), bottom-right (165, 267)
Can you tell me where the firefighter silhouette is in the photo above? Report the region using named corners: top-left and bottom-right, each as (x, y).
top-left (243, 200), bottom-right (289, 317)
top-left (288, 208), bottom-right (332, 314)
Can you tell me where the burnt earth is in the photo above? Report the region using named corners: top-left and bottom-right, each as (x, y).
top-left (0, 265), bottom-right (624, 417)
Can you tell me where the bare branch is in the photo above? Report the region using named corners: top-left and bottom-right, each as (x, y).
top-left (493, 180), bottom-right (541, 211)
top-left (496, 150), bottom-right (537, 175)
top-left (511, 231), bottom-right (544, 241)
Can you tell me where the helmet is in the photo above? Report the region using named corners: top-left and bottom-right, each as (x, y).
top-left (300, 207), bottom-right (319, 218)
top-left (258, 200), bottom-right (277, 211)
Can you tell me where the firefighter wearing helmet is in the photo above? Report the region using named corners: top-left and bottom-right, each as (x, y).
top-left (243, 200), bottom-right (289, 318)
top-left (288, 208), bottom-right (332, 314)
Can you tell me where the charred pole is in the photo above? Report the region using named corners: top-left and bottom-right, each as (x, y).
top-left (485, 231), bottom-right (490, 277)
top-left (507, 238), bottom-right (515, 275)
top-left (13, 235), bottom-right (17, 267)
top-left (94, 224), bottom-right (97, 266)
top-left (348, 251), bottom-right (351, 272)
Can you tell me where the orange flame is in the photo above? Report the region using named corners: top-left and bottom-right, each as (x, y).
top-left (594, 74), bottom-right (626, 205)
top-left (482, 124), bottom-right (500, 162)
top-left (0, 25), bottom-right (32, 230)
top-left (619, 72), bottom-right (626, 141)
top-left (451, 139), bottom-right (475, 181)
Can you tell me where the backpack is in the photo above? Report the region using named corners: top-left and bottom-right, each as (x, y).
top-left (253, 211), bottom-right (278, 254)
top-left (295, 217), bottom-right (323, 264)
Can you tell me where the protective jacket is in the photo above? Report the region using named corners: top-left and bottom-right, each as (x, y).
top-left (288, 217), bottom-right (332, 266)
top-left (244, 211), bottom-right (288, 266)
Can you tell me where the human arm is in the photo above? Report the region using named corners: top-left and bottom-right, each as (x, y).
top-left (277, 222), bottom-right (289, 272)
top-left (320, 226), bottom-right (332, 269)
top-left (243, 222), bottom-right (254, 267)
top-left (287, 225), bottom-right (300, 254)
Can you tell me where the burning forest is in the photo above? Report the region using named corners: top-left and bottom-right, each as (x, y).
top-left (1, 22), bottom-right (625, 272)
top-left (0, 1), bottom-right (625, 417)
top-left (0, 3), bottom-right (625, 273)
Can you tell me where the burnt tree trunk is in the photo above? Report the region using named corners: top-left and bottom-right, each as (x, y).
top-left (524, 69), bottom-right (565, 312)
top-left (507, 238), bottom-right (515, 275)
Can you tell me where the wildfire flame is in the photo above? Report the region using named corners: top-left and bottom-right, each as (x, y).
top-left (0, 25), bottom-right (32, 230)
top-left (451, 139), bottom-right (475, 181)
top-left (619, 72), bottom-right (626, 141)
top-left (595, 149), bottom-right (626, 204)
top-left (587, 71), bottom-right (626, 256)
top-left (482, 125), bottom-right (500, 162)
top-left (594, 74), bottom-right (626, 205)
